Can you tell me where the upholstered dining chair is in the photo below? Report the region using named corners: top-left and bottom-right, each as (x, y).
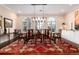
top-left (43, 29), bottom-right (51, 44)
top-left (53, 33), bottom-right (61, 44)
top-left (34, 30), bottom-right (42, 44)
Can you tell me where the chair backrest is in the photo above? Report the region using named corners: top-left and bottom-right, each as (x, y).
top-left (27, 29), bottom-right (34, 37)
top-left (53, 33), bottom-right (61, 38)
top-left (30, 29), bottom-right (33, 36)
top-left (44, 29), bottom-right (50, 35)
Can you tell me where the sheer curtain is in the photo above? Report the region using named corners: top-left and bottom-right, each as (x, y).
top-left (22, 17), bottom-right (31, 31)
top-left (47, 17), bottom-right (56, 32)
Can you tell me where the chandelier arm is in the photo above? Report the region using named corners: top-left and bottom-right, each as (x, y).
top-left (33, 5), bottom-right (36, 19)
top-left (43, 5), bottom-right (45, 19)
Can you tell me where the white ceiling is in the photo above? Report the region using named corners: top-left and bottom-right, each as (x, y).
top-left (3, 4), bottom-right (79, 16)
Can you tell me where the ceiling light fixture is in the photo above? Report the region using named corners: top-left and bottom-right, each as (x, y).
top-left (32, 4), bottom-right (46, 20)
top-left (42, 4), bottom-right (45, 19)
top-left (34, 5), bottom-right (36, 19)
top-left (32, 4), bottom-right (36, 20)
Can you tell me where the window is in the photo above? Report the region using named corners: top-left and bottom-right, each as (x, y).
top-left (47, 17), bottom-right (56, 32)
top-left (22, 17), bottom-right (31, 31)
top-left (35, 17), bottom-right (45, 30)
top-left (22, 17), bottom-right (56, 32)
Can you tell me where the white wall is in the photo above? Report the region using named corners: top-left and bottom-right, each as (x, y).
top-left (64, 10), bottom-right (75, 30)
top-left (55, 16), bottom-right (64, 32)
top-left (61, 8), bottom-right (79, 45)
top-left (0, 5), bottom-right (18, 34)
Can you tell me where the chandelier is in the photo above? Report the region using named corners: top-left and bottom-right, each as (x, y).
top-left (31, 4), bottom-right (47, 20)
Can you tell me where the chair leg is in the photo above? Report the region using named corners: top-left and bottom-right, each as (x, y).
top-left (53, 38), bottom-right (56, 44)
top-left (49, 40), bottom-right (51, 44)
top-left (59, 38), bottom-right (61, 42)
top-left (18, 38), bottom-right (21, 44)
top-left (43, 38), bottom-right (46, 44)
top-left (35, 39), bottom-right (37, 44)
top-left (24, 38), bottom-right (30, 44)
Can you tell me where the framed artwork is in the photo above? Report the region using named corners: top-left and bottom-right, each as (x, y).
top-left (75, 10), bottom-right (79, 30)
top-left (4, 18), bottom-right (13, 28)
top-left (0, 16), bottom-right (2, 28)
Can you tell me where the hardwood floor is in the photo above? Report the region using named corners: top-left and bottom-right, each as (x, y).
top-left (0, 33), bottom-right (19, 49)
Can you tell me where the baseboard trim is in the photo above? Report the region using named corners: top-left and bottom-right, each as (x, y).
top-left (61, 38), bottom-right (79, 48)
top-left (0, 37), bottom-right (17, 49)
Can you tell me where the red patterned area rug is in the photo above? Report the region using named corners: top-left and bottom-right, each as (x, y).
top-left (0, 39), bottom-right (79, 55)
